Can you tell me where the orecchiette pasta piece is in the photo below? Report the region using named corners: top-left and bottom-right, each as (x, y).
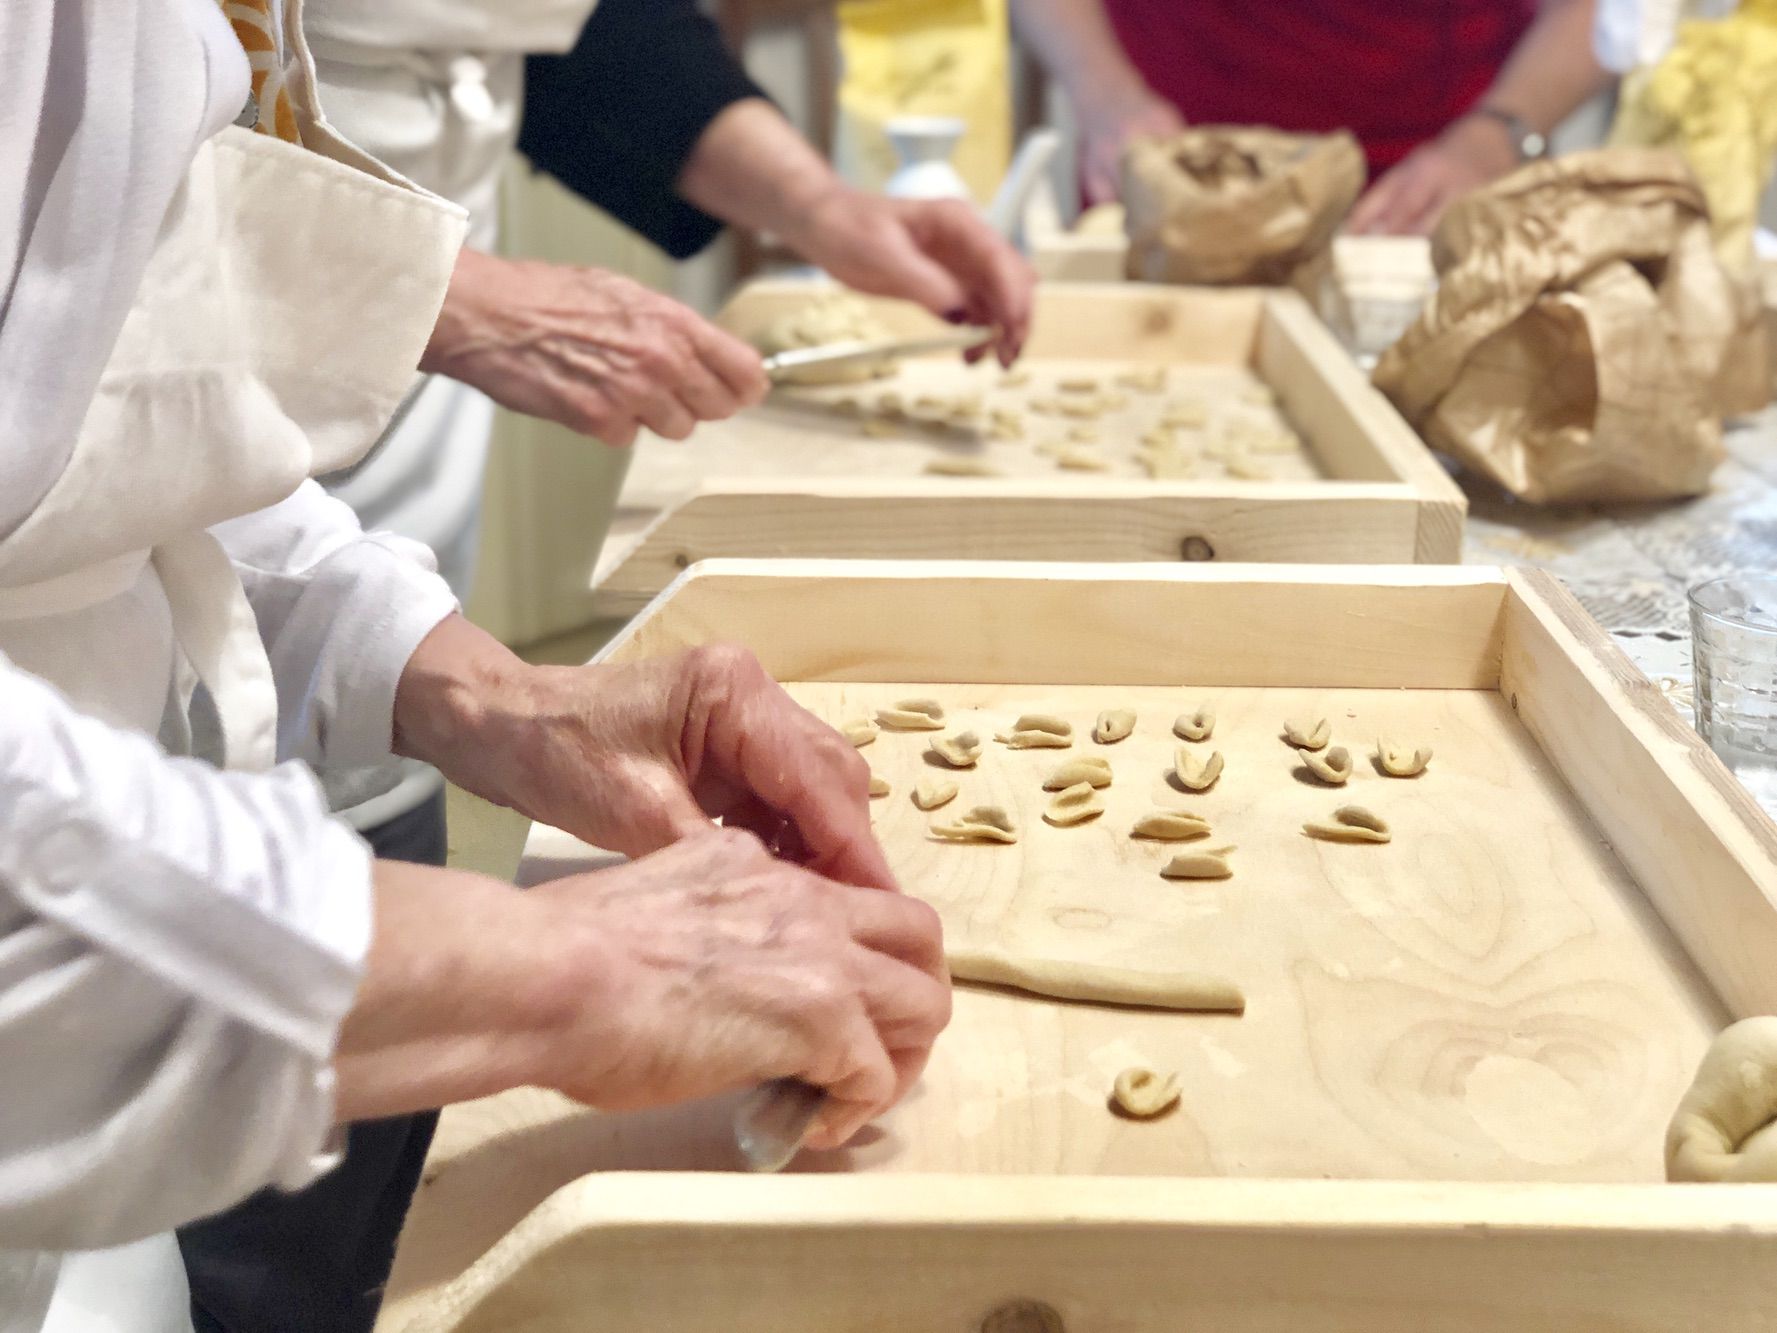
top-left (1173, 747), bottom-right (1224, 791)
top-left (840, 718), bottom-right (878, 748)
top-left (1377, 738), bottom-right (1433, 778)
top-left (877, 698), bottom-right (946, 730)
top-left (1283, 715), bottom-right (1331, 751)
top-left (1112, 1067), bottom-right (1182, 1118)
top-left (1093, 709), bottom-right (1136, 744)
top-left (1249, 431), bottom-right (1300, 455)
top-left (868, 774), bottom-right (890, 798)
top-left (1131, 810), bottom-right (1212, 841)
top-left (912, 777), bottom-right (959, 810)
top-left (929, 731), bottom-right (983, 769)
top-left (1224, 456), bottom-right (1271, 481)
top-left (1056, 446), bottom-right (1110, 472)
top-left (1114, 366), bottom-right (1168, 393)
top-left (1043, 757), bottom-right (1113, 790)
top-left (1160, 847), bottom-right (1235, 880)
top-left (1143, 451), bottom-right (1197, 480)
top-left (1011, 713), bottom-right (1071, 737)
top-left (1057, 377), bottom-right (1097, 393)
top-left (924, 456), bottom-right (1002, 477)
top-left (999, 369), bottom-right (1031, 388)
top-left (1044, 781), bottom-right (1106, 827)
top-left (996, 730), bottom-right (1073, 750)
top-left (932, 805), bottom-right (1019, 844)
top-left (1302, 805), bottom-right (1391, 844)
top-left (1300, 745), bottom-right (1353, 786)
top-left (1172, 706), bottom-right (1215, 742)
top-left (860, 418), bottom-right (899, 438)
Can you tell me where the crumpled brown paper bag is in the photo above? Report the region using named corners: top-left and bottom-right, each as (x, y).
top-left (1373, 149), bottom-right (1771, 505)
top-left (1121, 127), bottom-right (1365, 285)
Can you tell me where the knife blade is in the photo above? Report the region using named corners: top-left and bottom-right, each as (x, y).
top-left (733, 1077), bottom-right (826, 1173)
top-left (762, 327), bottom-right (993, 382)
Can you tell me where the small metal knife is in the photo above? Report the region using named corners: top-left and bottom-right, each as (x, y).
top-left (762, 327), bottom-right (994, 382)
top-left (733, 1077), bottom-right (827, 1173)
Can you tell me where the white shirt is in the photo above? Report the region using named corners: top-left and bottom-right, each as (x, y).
top-left (0, 0), bottom-right (458, 1317)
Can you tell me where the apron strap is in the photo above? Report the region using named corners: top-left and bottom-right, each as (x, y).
top-left (152, 532), bottom-right (279, 773)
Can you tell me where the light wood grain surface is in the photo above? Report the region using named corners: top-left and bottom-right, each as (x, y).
top-left (616, 358), bottom-right (1322, 512)
top-left (382, 678), bottom-right (1727, 1324)
top-left (510, 682), bottom-right (1723, 1180)
top-left (378, 566), bottom-right (1777, 1330)
top-left (590, 284), bottom-right (1464, 614)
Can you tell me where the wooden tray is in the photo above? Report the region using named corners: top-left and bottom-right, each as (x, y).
top-left (381, 562), bottom-right (1777, 1333)
top-left (590, 283), bottom-right (1465, 616)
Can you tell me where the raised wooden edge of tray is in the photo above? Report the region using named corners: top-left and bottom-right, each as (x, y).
top-left (588, 478), bottom-right (1428, 618)
top-left (400, 1175), bottom-right (1777, 1333)
top-left (602, 559), bottom-right (1508, 689)
top-left (1501, 567), bottom-right (1777, 1020)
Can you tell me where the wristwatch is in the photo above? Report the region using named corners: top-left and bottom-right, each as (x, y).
top-left (1466, 106), bottom-right (1548, 163)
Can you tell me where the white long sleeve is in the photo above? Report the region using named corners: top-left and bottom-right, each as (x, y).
top-left (212, 480), bottom-right (458, 778)
top-left (0, 656), bottom-right (374, 1252)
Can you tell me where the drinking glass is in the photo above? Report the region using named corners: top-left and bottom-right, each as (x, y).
top-left (1691, 574), bottom-right (1777, 810)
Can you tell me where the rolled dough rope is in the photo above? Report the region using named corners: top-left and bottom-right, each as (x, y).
top-left (946, 947), bottom-right (1245, 1013)
top-left (1666, 1016), bottom-right (1777, 1182)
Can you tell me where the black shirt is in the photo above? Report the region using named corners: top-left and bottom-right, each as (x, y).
top-left (520, 0), bottom-right (769, 259)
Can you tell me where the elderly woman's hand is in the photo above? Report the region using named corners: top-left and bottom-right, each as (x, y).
top-left (393, 616), bottom-right (896, 894)
top-left (422, 248), bottom-right (768, 446)
top-left (780, 187), bottom-right (1037, 368)
top-left (524, 827), bottom-right (948, 1146)
top-left (335, 826), bottom-right (949, 1148)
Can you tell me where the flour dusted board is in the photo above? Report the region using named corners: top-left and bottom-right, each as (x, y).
top-left (589, 283), bottom-right (1466, 615)
top-left (381, 563), bottom-right (1777, 1333)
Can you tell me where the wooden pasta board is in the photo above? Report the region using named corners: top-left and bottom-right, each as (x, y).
top-left (380, 562), bottom-right (1777, 1333)
top-left (589, 282), bottom-right (1465, 616)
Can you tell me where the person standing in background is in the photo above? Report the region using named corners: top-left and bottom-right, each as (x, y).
top-left (1012, 0), bottom-right (1612, 234)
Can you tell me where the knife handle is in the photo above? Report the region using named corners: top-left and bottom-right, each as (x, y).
top-left (733, 1077), bottom-right (826, 1173)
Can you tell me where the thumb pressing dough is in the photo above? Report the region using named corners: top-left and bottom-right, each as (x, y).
top-left (1667, 1016), bottom-right (1777, 1182)
top-left (947, 946), bottom-right (1244, 1013)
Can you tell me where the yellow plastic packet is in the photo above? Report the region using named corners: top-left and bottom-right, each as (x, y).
top-left (835, 0), bottom-right (1011, 202)
top-left (1609, 0), bottom-right (1777, 270)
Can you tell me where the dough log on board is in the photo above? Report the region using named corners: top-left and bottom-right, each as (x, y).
top-left (946, 947), bottom-right (1245, 1013)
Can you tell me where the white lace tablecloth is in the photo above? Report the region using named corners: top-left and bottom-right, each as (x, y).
top-left (1460, 407), bottom-right (1777, 720)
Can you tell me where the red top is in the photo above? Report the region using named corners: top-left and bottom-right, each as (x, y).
top-left (1101, 0), bottom-right (1537, 175)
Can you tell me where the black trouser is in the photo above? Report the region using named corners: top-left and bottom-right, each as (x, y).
top-left (177, 789), bottom-right (448, 1333)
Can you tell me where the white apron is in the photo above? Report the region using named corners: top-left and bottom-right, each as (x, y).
top-left (1, 0), bottom-right (467, 1323)
top-left (304, 0), bottom-right (598, 827)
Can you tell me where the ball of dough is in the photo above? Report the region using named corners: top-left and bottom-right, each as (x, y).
top-left (758, 292), bottom-right (895, 385)
top-left (1666, 1016), bottom-right (1777, 1182)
